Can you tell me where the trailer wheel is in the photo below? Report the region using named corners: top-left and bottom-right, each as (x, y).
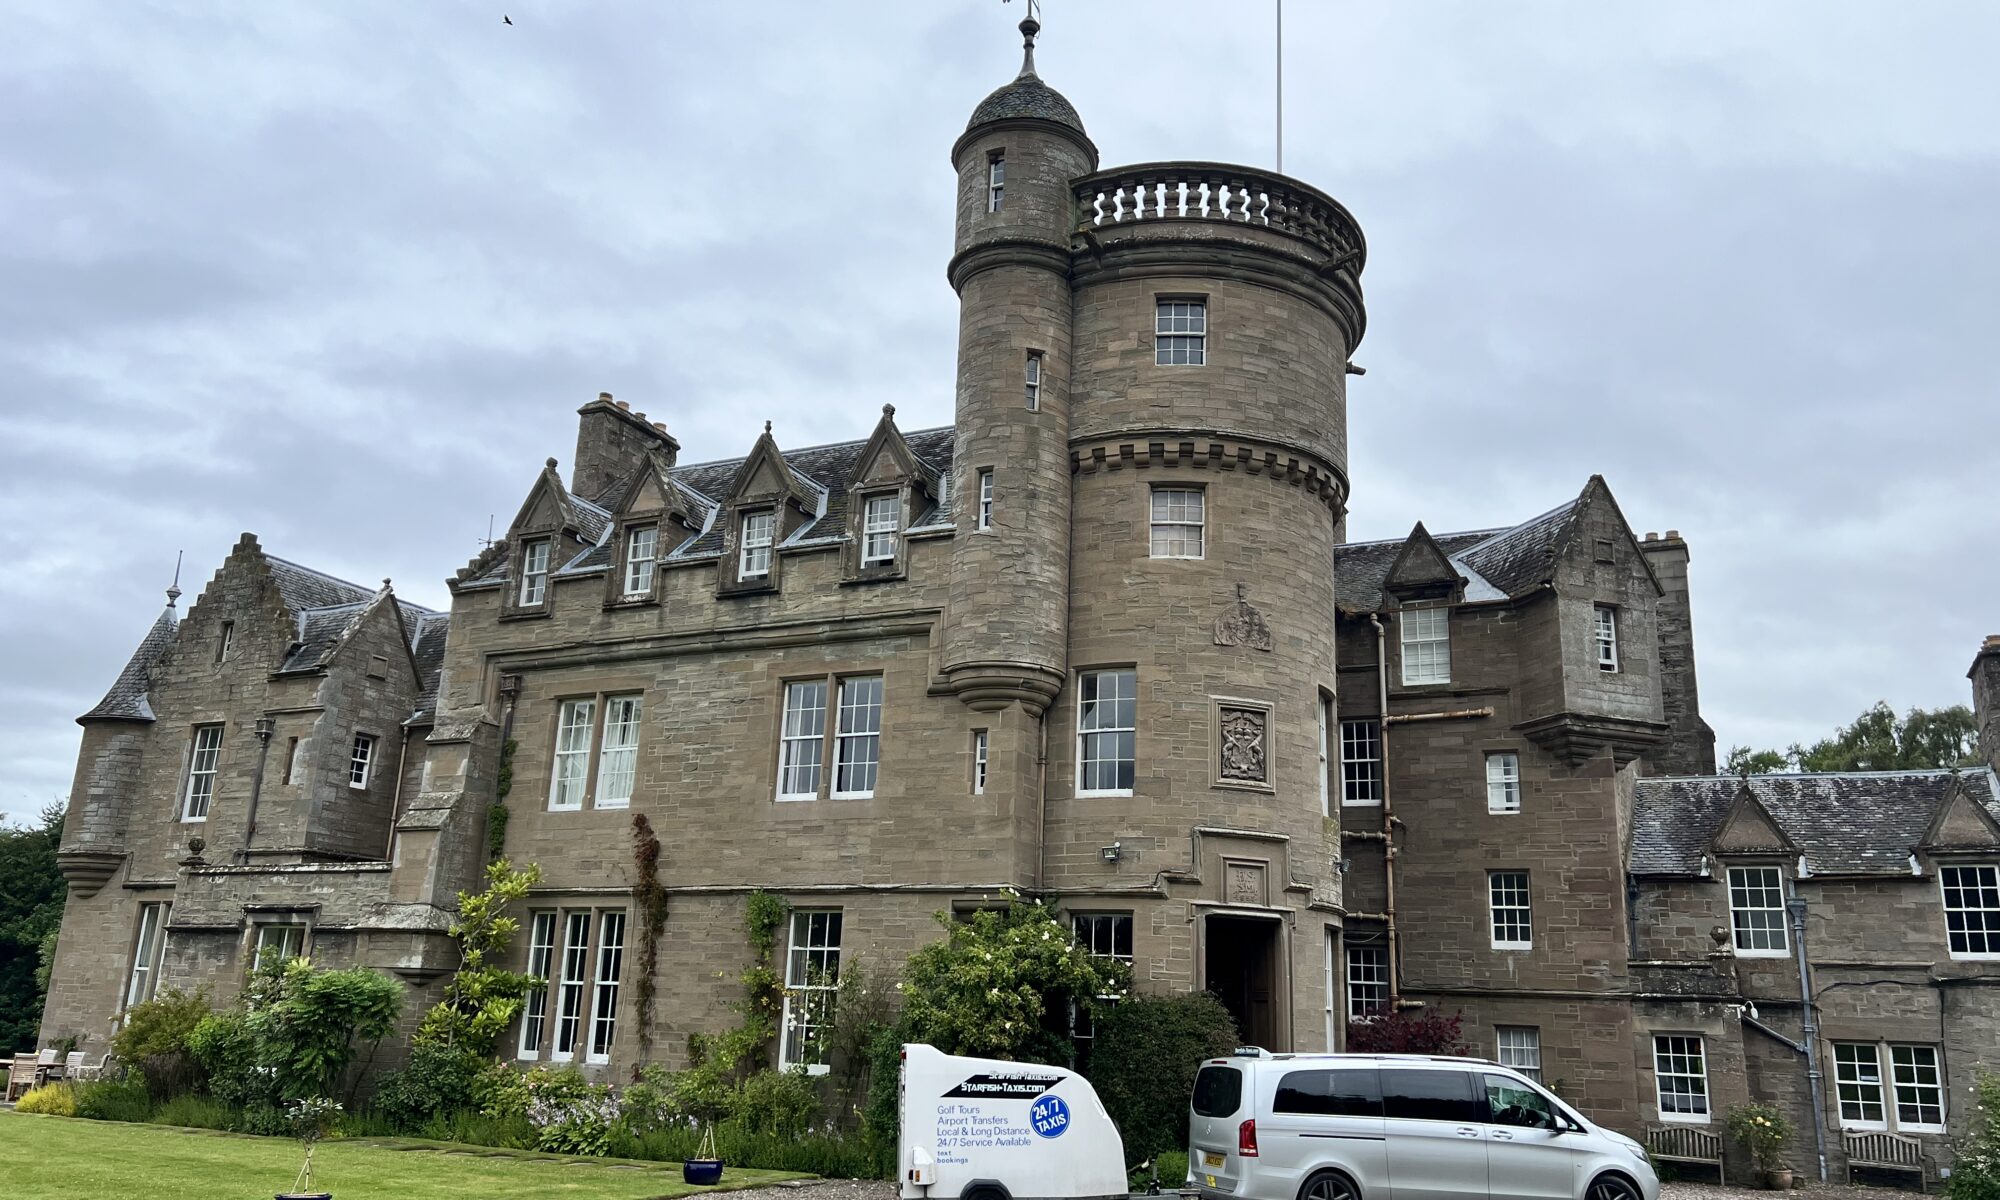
top-left (963, 1183), bottom-right (1012, 1200)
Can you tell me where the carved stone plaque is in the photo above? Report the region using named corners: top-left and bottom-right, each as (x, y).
top-left (1213, 584), bottom-right (1273, 652)
top-left (1219, 706), bottom-right (1267, 783)
top-left (1225, 861), bottom-right (1267, 907)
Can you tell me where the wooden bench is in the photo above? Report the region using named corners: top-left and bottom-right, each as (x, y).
top-left (1845, 1131), bottom-right (1931, 1192)
top-left (1646, 1125), bottom-right (1726, 1185)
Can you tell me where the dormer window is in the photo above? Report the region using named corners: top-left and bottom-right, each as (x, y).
top-left (519, 538), bottom-right (551, 606)
top-left (741, 511), bottom-right (776, 578)
top-left (862, 494), bottom-right (901, 566)
top-left (622, 525), bottom-right (658, 598)
top-left (987, 153), bottom-right (1005, 212)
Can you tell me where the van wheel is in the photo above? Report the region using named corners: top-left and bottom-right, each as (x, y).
top-left (1587, 1174), bottom-right (1640, 1200)
top-left (964, 1185), bottom-right (1010, 1200)
top-left (1300, 1171), bottom-right (1361, 1200)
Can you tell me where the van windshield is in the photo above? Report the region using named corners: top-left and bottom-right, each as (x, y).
top-left (1192, 1065), bottom-right (1244, 1117)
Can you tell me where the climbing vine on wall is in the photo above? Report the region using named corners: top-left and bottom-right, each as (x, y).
top-left (485, 738), bottom-right (517, 862)
top-left (630, 813), bottom-right (668, 1074)
top-left (740, 889), bottom-right (789, 1065)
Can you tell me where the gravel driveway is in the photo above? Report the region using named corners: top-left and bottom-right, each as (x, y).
top-left (734, 1179), bottom-right (1923, 1200)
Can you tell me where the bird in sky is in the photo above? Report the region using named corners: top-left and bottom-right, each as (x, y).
top-left (502, 14), bottom-right (512, 24)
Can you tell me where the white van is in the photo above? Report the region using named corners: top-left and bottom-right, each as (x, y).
top-left (1188, 1052), bottom-right (1659, 1200)
top-left (899, 1043), bottom-right (1130, 1200)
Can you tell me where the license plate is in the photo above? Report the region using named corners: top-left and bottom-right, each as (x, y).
top-left (1204, 1152), bottom-right (1225, 1168)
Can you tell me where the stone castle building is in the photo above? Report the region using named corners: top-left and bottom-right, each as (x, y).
top-left (39, 17), bottom-right (2000, 1184)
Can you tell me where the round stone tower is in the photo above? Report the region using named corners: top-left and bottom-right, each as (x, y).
top-left (940, 15), bottom-right (1097, 714)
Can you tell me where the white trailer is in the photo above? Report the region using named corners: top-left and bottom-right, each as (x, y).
top-left (898, 1043), bottom-right (1130, 1200)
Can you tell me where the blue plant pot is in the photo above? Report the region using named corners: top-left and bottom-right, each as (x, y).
top-left (683, 1159), bottom-right (725, 1185)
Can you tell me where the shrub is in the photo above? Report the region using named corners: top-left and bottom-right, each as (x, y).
top-left (253, 960), bottom-right (403, 1100)
top-left (187, 1010), bottom-right (272, 1108)
top-left (370, 1040), bottom-right (486, 1126)
top-left (621, 1121), bottom-right (881, 1178)
top-left (236, 1102), bottom-right (296, 1137)
top-left (737, 1068), bottom-right (821, 1137)
top-left (409, 861), bottom-right (542, 1057)
top-left (74, 1076), bottom-right (154, 1122)
top-left (1088, 992), bottom-right (1239, 1164)
top-left (1949, 1070), bottom-right (2000, 1200)
top-left (16, 1082), bottom-right (77, 1116)
top-left (150, 1094), bottom-right (235, 1130)
top-left (110, 988), bottom-right (210, 1097)
top-left (1726, 1103), bottom-right (1790, 1174)
top-left (1345, 1008), bottom-right (1469, 1055)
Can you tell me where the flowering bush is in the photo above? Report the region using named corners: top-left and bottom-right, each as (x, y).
top-left (1726, 1103), bottom-right (1791, 1173)
top-left (1948, 1069), bottom-right (2000, 1200)
top-left (15, 1082), bottom-right (77, 1116)
top-left (480, 1064), bottom-right (618, 1155)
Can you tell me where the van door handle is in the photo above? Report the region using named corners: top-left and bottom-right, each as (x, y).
top-left (1456, 1127), bottom-right (1482, 1138)
top-left (1491, 1131), bottom-right (1514, 1141)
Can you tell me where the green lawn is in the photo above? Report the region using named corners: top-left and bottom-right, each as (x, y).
top-left (0, 1111), bottom-right (807, 1200)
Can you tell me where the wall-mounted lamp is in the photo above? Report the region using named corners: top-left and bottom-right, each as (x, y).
top-left (1100, 842), bottom-right (1123, 864)
top-left (253, 716), bottom-right (275, 742)
top-left (1338, 858), bottom-right (1352, 875)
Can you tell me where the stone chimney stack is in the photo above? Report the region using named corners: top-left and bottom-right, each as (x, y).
top-left (1971, 635), bottom-right (2000, 771)
top-left (572, 393), bottom-right (680, 503)
top-left (1640, 530), bottom-right (1716, 775)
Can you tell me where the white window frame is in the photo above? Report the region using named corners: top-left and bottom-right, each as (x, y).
top-left (1155, 298), bottom-right (1207, 366)
top-left (585, 910), bottom-right (625, 1065)
top-left (977, 470), bottom-right (994, 531)
top-left (622, 524), bottom-right (658, 598)
top-left (1148, 487), bottom-right (1205, 559)
top-left (1653, 1034), bottom-right (1711, 1123)
top-left (779, 910), bottom-right (842, 1074)
top-left (1485, 751), bottom-right (1521, 814)
top-left (1341, 719), bottom-right (1383, 807)
top-left (778, 679), bottom-right (829, 800)
top-left (1834, 1042), bottom-right (1887, 1130)
top-left (517, 910), bottom-right (557, 1060)
top-left (1025, 351), bottom-right (1042, 411)
top-left (1317, 696), bottom-right (1332, 817)
top-left (1345, 944), bottom-right (1388, 1019)
top-left (1323, 928), bottom-right (1339, 1049)
top-left (252, 922), bottom-right (308, 971)
top-left (740, 510), bottom-right (776, 579)
top-left (594, 695), bottom-right (642, 809)
top-left (1594, 605), bottom-right (1619, 672)
top-left (1727, 865), bottom-right (1790, 956)
top-left (552, 910), bottom-right (591, 1060)
top-left (1496, 1026), bottom-right (1543, 1082)
top-left (548, 698), bottom-right (597, 812)
top-left (1489, 870), bottom-right (1532, 950)
top-left (1400, 603), bottom-right (1451, 685)
top-left (518, 537), bottom-right (551, 606)
top-left (123, 902), bottom-right (171, 1011)
top-left (832, 675), bottom-right (884, 799)
top-left (348, 733), bottom-right (376, 790)
top-left (1940, 863), bottom-right (2000, 960)
top-left (1890, 1044), bottom-right (1946, 1133)
top-left (861, 493), bottom-right (901, 566)
top-left (987, 153), bottom-right (1005, 213)
top-left (1073, 912), bottom-right (1134, 965)
top-left (216, 620), bottom-right (233, 664)
top-left (181, 724), bottom-right (223, 822)
top-left (972, 729), bottom-right (989, 795)
top-left (1076, 667), bottom-right (1138, 797)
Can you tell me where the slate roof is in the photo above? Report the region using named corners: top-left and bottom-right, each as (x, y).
top-left (276, 597), bottom-right (436, 674)
top-left (968, 72), bottom-right (1086, 135)
top-left (409, 612), bottom-right (451, 720)
top-left (1336, 530), bottom-right (1500, 613)
top-left (79, 601), bottom-right (179, 722)
top-left (1333, 480), bottom-right (1604, 613)
top-left (267, 555), bottom-right (377, 611)
top-left (1630, 769), bottom-right (2000, 877)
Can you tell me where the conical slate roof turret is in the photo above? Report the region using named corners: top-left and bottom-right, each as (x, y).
top-left (965, 14), bottom-right (1085, 136)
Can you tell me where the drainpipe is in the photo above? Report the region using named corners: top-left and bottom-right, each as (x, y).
top-left (1787, 896), bottom-right (1829, 1184)
top-left (382, 724), bottom-right (414, 861)
top-left (242, 716), bottom-right (276, 862)
top-left (1368, 614), bottom-right (1400, 1006)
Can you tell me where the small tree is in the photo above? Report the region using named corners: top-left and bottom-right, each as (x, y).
top-left (1088, 992), bottom-right (1239, 1165)
top-left (252, 960), bottom-right (403, 1101)
top-left (1947, 1069), bottom-right (2000, 1200)
top-left (417, 859), bottom-right (543, 1054)
top-left (286, 1097), bottom-right (342, 1197)
top-left (110, 987), bottom-right (211, 1098)
top-left (1345, 1008), bottom-right (1469, 1055)
top-left (1726, 1103), bottom-right (1790, 1175)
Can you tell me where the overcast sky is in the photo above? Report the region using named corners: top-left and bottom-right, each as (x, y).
top-left (4, 2), bottom-right (1996, 825)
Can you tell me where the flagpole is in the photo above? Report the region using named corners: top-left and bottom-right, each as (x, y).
top-left (1276, 0), bottom-right (1283, 173)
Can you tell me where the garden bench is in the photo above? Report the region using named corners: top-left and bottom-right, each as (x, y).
top-left (1645, 1125), bottom-right (1725, 1184)
top-left (5, 1053), bottom-right (37, 1101)
top-left (1844, 1130), bottom-right (1930, 1192)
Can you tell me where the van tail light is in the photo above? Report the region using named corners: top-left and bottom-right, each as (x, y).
top-left (1238, 1118), bottom-right (1259, 1158)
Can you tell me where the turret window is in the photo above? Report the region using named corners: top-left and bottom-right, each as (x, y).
top-left (518, 538), bottom-right (552, 606)
top-left (1077, 668), bottom-right (1138, 796)
top-left (987, 153), bottom-right (1005, 212)
top-left (862, 494), bottom-right (901, 565)
top-left (740, 510), bottom-right (776, 578)
top-left (1148, 487), bottom-right (1205, 558)
top-left (622, 525), bottom-right (658, 597)
top-left (1025, 351), bottom-right (1043, 411)
top-left (977, 470), bottom-right (994, 530)
top-left (1155, 299), bottom-right (1207, 366)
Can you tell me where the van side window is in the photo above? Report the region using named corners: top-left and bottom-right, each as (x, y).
top-left (1484, 1074), bottom-right (1558, 1129)
top-left (1381, 1069), bottom-right (1480, 1123)
top-left (1275, 1068), bottom-right (1384, 1117)
top-left (1193, 1065), bottom-right (1244, 1117)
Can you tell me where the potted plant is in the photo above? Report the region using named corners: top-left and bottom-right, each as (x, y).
top-left (1725, 1103), bottom-right (1792, 1189)
top-left (277, 1096), bottom-right (342, 1200)
top-left (683, 1123), bottom-right (725, 1186)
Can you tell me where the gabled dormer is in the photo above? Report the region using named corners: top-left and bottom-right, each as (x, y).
top-left (603, 450), bottom-right (706, 607)
top-left (1708, 780), bottom-right (1798, 863)
top-left (1383, 521), bottom-right (1464, 606)
top-left (841, 405), bottom-right (937, 584)
top-left (1919, 772), bottom-right (2000, 857)
top-left (504, 458), bottom-right (603, 619)
top-left (717, 424), bottom-right (819, 597)
top-left (1550, 476), bottom-right (1666, 601)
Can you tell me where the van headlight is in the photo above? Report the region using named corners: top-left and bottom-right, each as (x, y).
top-left (1626, 1143), bottom-right (1651, 1165)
